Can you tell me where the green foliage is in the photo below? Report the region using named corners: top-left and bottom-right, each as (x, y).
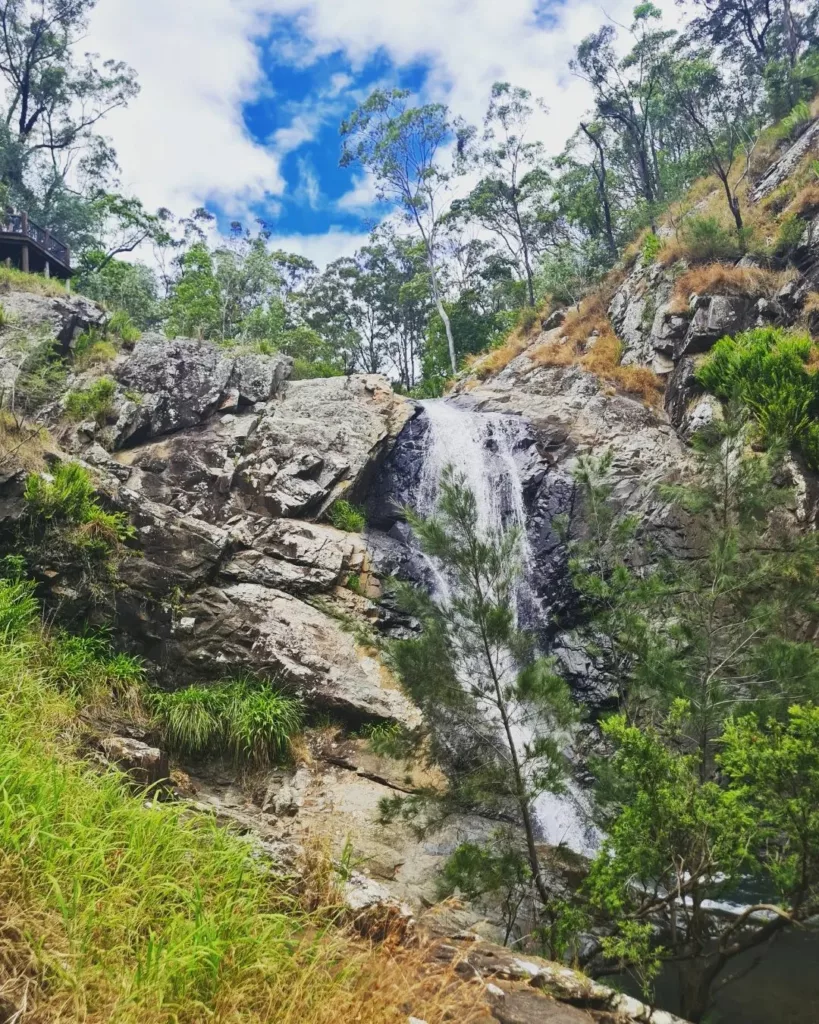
top-left (775, 99), bottom-right (812, 140)
top-left (73, 328), bottom-right (118, 370)
top-left (678, 215), bottom-right (746, 262)
top-left (13, 341), bottom-right (69, 414)
top-left (697, 327), bottom-right (819, 467)
top-left (327, 499), bottom-right (366, 532)
top-left (64, 376), bottom-right (117, 425)
top-left (346, 573), bottom-right (361, 594)
top-left (516, 304), bottom-right (540, 334)
top-left (640, 231), bottom-right (663, 266)
top-left (107, 309), bottom-right (141, 343)
top-left (23, 462), bottom-right (135, 563)
top-left (773, 212), bottom-right (806, 256)
top-left (587, 706), bottom-right (819, 1019)
top-left (360, 721), bottom-right (416, 760)
top-left (440, 840), bottom-right (532, 945)
top-left (150, 677), bottom-right (302, 767)
top-left (74, 256), bottom-right (161, 330)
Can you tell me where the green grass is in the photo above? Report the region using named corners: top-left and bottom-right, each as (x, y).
top-left (0, 576), bottom-right (480, 1023)
top-left (327, 499), bottom-right (366, 533)
top-left (150, 676), bottom-right (303, 767)
top-left (64, 375), bottom-right (117, 424)
top-left (0, 264), bottom-right (68, 297)
top-left (24, 461), bottom-right (133, 544)
top-left (107, 309), bottom-right (141, 344)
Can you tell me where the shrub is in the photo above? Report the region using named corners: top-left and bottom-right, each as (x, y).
top-left (517, 305), bottom-right (540, 334)
top-left (328, 499), bottom-right (366, 532)
top-left (13, 341), bottom-right (69, 414)
top-left (697, 327), bottom-right (819, 466)
top-left (107, 309), bottom-right (141, 344)
top-left (24, 461), bottom-right (134, 547)
top-left (641, 231), bottom-right (664, 267)
top-left (150, 676), bottom-right (303, 767)
top-left (677, 216), bottom-right (746, 263)
top-left (64, 375), bottom-right (117, 424)
top-left (774, 213), bottom-right (806, 256)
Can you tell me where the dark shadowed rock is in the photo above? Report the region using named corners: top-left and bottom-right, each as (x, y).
top-left (675, 295), bottom-right (754, 357)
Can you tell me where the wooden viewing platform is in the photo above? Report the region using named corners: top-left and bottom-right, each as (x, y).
top-left (0, 211), bottom-right (72, 280)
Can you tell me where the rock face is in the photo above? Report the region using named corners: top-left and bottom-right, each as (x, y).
top-left (100, 736), bottom-right (170, 790)
top-left (0, 288), bottom-right (106, 391)
top-left (112, 335), bottom-right (292, 447)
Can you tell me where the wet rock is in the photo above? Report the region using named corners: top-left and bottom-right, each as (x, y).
top-left (100, 736), bottom-right (170, 790)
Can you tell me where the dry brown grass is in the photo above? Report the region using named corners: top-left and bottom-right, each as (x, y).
top-left (470, 330), bottom-right (533, 379)
top-left (528, 294), bottom-right (664, 406)
top-left (0, 409), bottom-right (51, 472)
top-left (671, 263), bottom-right (792, 305)
top-left (787, 181), bottom-right (819, 218)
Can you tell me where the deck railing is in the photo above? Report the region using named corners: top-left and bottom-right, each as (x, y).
top-left (0, 211), bottom-right (71, 267)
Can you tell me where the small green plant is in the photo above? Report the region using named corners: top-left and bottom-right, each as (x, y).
top-left (47, 629), bottom-right (145, 699)
top-left (73, 328), bottom-right (118, 370)
top-left (64, 376), bottom-right (117, 425)
top-left (107, 310), bottom-right (141, 344)
top-left (346, 573), bottom-right (361, 594)
top-left (14, 341), bottom-right (69, 414)
top-left (360, 721), bottom-right (415, 760)
top-left (779, 99), bottom-right (812, 139)
top-left (150, 676), bottom-right (302, 767)
top-left (327, 499), bottom-right (366, 533)
top-left (24, 461), bottom-right (135, 554)
top-left (678, 215), bottom-right (747, 263)
top-left (774, 213), bottom-right (805, 256)
top-left (0, 301), bottom-right (6, 327)
top-left (697, 327), bottom-right (819, 467)
top-left (640, 231), bottom-right (664, 267)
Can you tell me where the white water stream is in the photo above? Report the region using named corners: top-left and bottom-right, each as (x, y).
top-left (413, 400), bottom-right (600, 857)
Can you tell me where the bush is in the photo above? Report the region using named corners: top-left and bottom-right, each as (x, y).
top-left (517, 305), bottom-right (540, 334)
top-left (697, 327), bottom-right (819, 466)
top-left (641, 231), bottom-right (664, 267)
top-left (64, 375), bottom-right (117, 424)
top-left (328, 499), bottom-right (366, 532)
top-left (74, 328), bottom-right (118, 369)
top-left (24, 461), bottom-right (134, 547)
top-left (13, 342), bottom-right (69, 414)
top-left (678, 216), bottom-right (746, 263)
top-left (107, 309), bottom-right (141, 344)
top-left (150, 676), bottom-right (303, 767)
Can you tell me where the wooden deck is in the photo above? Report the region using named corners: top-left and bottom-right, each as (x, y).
top-left (0, 212), bottom-right (72, 279)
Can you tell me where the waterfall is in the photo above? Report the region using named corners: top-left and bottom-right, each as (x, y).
top-left (412, 399), bottom-right (600, 858)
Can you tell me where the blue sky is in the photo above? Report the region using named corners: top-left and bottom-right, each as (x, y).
top-left (86, 0), bottom-right (681, 268)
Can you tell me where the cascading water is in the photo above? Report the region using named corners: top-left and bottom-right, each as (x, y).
top-left (411, 399), bottom-right (600, 857)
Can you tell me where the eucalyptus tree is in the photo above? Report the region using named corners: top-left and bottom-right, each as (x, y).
top-left (452, 82), bottom-right (554, 306)
top-left (571, 4), bottom-right (676, 225)
top-left (340, 89), bottom-right (464, 374)
top-left (0, 0), bottom-right (138, 227)
top-left (666, 50), bottom-right (761, 230)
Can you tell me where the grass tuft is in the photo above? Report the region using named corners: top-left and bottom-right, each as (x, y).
top-left (150, 676), bottom-right (303, 767)
top-left (64, 375), bottom-right (117, 424)
top-left (328, 499), bottom-right (366, 532)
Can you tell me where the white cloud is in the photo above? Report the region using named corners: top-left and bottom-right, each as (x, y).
top-left (267, 227), bottom-right (370, 267)
top-left (296, 157), bottom-right (322, 209)
top-left (86, 0), bottom-right (285, 216)
top-left (336, 172), bottom-right (379, 213)
top-left (86, 0), bottom-right (686, 268)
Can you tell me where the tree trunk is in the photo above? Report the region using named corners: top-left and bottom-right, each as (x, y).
top-left (428, 262), bottom-right (456, 374)
top-left (678, 957), bottom-right (724, 1023)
